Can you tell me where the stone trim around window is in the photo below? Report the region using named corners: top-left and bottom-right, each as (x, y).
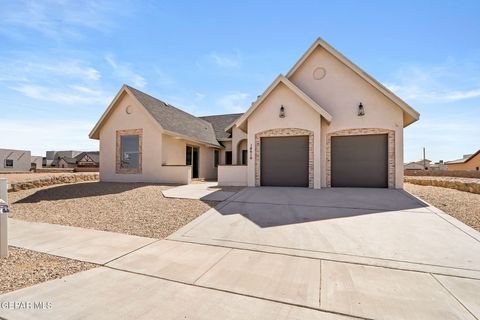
top-left (255, 128), bottom-right (314, 188)
top-left (326, 128), bottom-right (395, 188)
top-left (116, 128), bottom-right (143, 174)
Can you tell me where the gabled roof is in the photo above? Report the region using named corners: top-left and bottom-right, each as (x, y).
top-left (286, 37), bottom-right (420, 127)
top-left (89, 85), bottom-right (220, 147)
top-left (199, 113), bottom-right (243, 140)
top-left (446, 150), bottom-right (480, 164)
top-left (233, 75), bottom-right (332, 130)
top-left (76, 151), bottom-right (99, 163)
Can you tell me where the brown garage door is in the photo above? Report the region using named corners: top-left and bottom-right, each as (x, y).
top-left (331, 134), bottom-right (388, 188)
top-left (260, 136), bottom-right (309, 187)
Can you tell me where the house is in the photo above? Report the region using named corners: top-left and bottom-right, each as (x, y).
top-left (30, 156), bottom-right (43, 170)
top-left (0, 149), bottom-right (31, 172)
top-left (404, 159), bottom-right (432, 171)
top-left (45, 150), bottom-right (83, 167)
top-left (90, 37), bottom-right (420, 188)
top-left (429, 160), bottom-right (448, 171)
top-left (446, 150), bottom-right (480, 171)
top-left (56, 152), bottom-right (100, 169)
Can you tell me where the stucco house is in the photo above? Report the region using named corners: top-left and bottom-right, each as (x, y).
top-left (446, 150), bottom-right (480, 171)
top-left (90, 37), bottom-right (420, 188)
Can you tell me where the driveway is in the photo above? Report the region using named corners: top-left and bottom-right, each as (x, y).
top-left (2, 187), bottom-right (479, 319)
top-left (169, 187), bottom-right (480, 277)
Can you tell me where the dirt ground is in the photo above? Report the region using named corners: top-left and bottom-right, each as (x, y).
top-left (8, 181), bottom-right (218, 238)
top-left (405, 182), bottom-right (480, 231)
top-left (0, 247), bottom-right (96, 294)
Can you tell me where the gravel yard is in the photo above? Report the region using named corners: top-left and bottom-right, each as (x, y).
top-left (8, 182), bottom-right (218, 238)
top-left (405, 182), bottom-right (480, 231)
top-left (0, 247), bottom-right (95, 294)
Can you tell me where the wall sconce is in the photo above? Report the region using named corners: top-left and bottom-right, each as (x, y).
top-left (357, 103), bottom-right (365, 116)
top-left (279, 105), bottom-right (286, 118)
top-left (249, 144), bottom-right (252, 160)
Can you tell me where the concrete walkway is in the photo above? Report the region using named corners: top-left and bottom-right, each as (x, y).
top-left (8, 219), bottom-right (157, 264)
top-left (2, 187), bottom-right (480, 319)
top-left (161, 182), bottom-right (237, 201)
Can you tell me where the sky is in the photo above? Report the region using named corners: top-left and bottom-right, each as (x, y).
top-left (0, 0), bottom-right (479, 162)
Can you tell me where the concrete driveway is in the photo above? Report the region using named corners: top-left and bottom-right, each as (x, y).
top-left (169, 187), bottom-right (480, 277)
top-left (2, 187), bottom-right (479, 319)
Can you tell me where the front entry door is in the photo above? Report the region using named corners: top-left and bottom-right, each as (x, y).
top-left (186, 146), bottom-right (199, 178)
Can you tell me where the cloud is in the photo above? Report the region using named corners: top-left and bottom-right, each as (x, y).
top-left (208, 52), bottom-right (242, 68)
top-left (0, 0), bottom-right (127, 39)
top-left (217, 92), bottom-right (249, 112)
top-left (11, 84), bottom-right (110, 105)
top-left (106, 55), bottom-right (147, 88)
top-left (385, 61), bottom-right (480, 104)
top-left (0, 119), bottom-right (99, 155)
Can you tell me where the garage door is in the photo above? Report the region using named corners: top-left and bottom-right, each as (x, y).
top-left (260, 136), bottom-right (309, 187)
top-left (331, 134), bottom-right (388, 188)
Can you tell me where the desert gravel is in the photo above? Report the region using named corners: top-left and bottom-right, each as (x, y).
top-left (9, 182), bottom-right (218, 238)
top-left (0, 247), bottom-right (96, 294)
top-left (405, 182), bottom-right (480, 231)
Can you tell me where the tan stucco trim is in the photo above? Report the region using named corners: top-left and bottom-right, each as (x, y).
top-left (326, 128), bottom-right (395, 188)
top-left (234, 75), bottom-right (332, 130)
top-left (286, 37), bottom-right (420, 127)
top-left (116, 129), bottom-right (143, 174)
top-left (255, 128), bottom-right (314, 188)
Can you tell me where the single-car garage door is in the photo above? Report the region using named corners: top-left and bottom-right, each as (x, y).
top-left (331, 134), bottom-right (388, 188)
top-left (261, 136), bottom-right (309, 187)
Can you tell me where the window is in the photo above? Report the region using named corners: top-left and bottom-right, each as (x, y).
top-left (121, 135), bottom-right (140, 168)
top-left (116, 129), bottom-right (142, 173)
top-left (242, 150), bottom-right (248, 165)
top-left (4, 159), bottom-right (13, 168)
top-left (214, 150), bottom-right (219, 167)
top-left (477, 167), bottom-right (479, 171)
top-left (225, 151), bottom-right (232, 165)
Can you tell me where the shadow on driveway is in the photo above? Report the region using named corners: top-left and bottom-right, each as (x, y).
top-left (216, 187), bottom-right (430, 227)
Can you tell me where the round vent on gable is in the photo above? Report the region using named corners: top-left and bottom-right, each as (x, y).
top-left (126, 105), bottom-right (133, 114)
top-left (313, 67), bottom-right (326, 80)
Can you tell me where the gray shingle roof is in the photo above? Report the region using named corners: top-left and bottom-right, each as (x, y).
top-left (199, 113), bottom-right (243, 141)
top-left (127, 86), bottom-right (220, 147)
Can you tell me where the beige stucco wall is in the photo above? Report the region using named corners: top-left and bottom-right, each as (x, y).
top-left (246, 82), bottom-right (322, 188)
top-left (218, 165), bottom-right (248, 186)
top-left (289, 46), bottom-right (405, 188)
top-left (98, 92), bottom-right (218, 183)
top-left (220, 141), bottom-right (232, 166)
top-left (448, 153), bottom-right (480, 171)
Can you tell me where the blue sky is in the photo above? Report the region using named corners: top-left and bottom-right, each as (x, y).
top-left (0, 0), bottom-right (479, 162)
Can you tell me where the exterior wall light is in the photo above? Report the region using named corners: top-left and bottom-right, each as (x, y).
top-left (279, 105), bottom-right (286, 118)
top-left (358, 103), bottom-right (365, 116)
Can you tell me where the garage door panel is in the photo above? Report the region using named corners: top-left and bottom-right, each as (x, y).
top-left (261, 136), bottom-right (309, 187)
top-left (331, 134), bottom-right (388, 188)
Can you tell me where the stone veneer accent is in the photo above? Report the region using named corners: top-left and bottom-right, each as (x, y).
top-left (326, 128), bottom-right (395, 188)
top-left (116, 129), bottom-right (143, 174)
top-left (255, 128), bottom-right (314, 188)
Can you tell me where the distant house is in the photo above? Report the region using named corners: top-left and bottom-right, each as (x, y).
top-left (429, 160), bottom-right (448, 171)
top-left (55, 151), bottom-right (99, 169)
top-left (0, 149), bottom-right (43, 172)
top-left (404, 159), bottom-right (431, 171)
top-left (0, 149), bottom-right (31, 172)
top-left (446, 150), bottom-right (480, 171)
top-left (45, 150), bottom-right (83, 167)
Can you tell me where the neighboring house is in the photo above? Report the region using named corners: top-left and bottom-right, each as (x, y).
top-left (429, 160), bottom-right (448, 171)
top-left (56, 152), bottom-right (100, 169)
top-left (90, 37), bottom-right (420, 188)
top-left (446, 150), bottom-right (480, 171)
top-left (404, 159), bottom-right (432, 171)
top-left (0, 149), bottom-right (31, 172)
top-left (30, 156), bottom-right (43, 170)
top-left (45, 150), bottom-right (83, 167)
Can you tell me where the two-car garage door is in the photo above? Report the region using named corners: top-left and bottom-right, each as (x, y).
top-left (260, 134), bottom-right (388, 188)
